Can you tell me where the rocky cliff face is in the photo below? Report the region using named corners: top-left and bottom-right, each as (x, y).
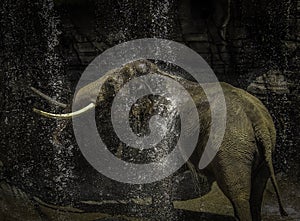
top-left (56, 0), bottom-right (299, 175)
top-left (0, 0), bottom-right (298, 216)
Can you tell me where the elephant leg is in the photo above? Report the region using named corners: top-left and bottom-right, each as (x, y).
top-left (250, 162), bottom-right (270, 221)
top-left (214, 163), bottom-right (253, 221)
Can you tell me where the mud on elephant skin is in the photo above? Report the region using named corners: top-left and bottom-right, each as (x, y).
top-left (32, 60), bottom-right (288, 221)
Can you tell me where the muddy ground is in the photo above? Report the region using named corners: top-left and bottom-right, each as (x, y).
top-left (174, 176), bottom-right (300, 221)
top-left (1, 175), bottom-right (299, 220)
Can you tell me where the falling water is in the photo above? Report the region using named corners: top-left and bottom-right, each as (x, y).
top-left (38, 0), bottom-right (76, 200)
top-left (150, 0), bottom-right (172, 38)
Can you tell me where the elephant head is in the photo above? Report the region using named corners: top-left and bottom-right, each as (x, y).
top-left (32, 60), bottom-right (161, 119)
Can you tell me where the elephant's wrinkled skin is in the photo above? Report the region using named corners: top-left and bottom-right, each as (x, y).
top-left (33, 60), bottom-right (287, 221)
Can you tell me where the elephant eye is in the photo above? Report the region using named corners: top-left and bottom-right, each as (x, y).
top-left (103, 78), bottom-right (116, 96)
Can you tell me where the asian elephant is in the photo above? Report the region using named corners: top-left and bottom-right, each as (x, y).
top-left (32, 60), bottom-right (287, 221)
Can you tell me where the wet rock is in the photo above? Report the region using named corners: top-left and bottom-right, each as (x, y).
top-left (247, 70), bottom-right (290, 95)
top-left (184, 34), bottom-right (209, 42)
top-left (0, 182), bottom-right (42, 221)
top-left (75, 42), bottom-right (96, 53)
top-left (0, 161), bottom-right (3, 180)
top-left (93, 218), bottom-right (128, 221)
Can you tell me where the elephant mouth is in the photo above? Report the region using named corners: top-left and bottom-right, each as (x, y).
top-left (31, 86), bottom-right (95, 119)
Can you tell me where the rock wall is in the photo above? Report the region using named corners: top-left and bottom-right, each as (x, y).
top-left (0, 0), bottom-right (298, 207)
top-left (55, 0), bottom-right (299, 175)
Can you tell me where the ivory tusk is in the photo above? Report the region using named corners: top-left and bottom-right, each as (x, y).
top-left (33, 103), bottom-right (96, 119)
top-left (30, 87), bottom-right (67, 108)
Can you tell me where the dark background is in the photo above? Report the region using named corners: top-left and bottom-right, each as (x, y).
top-left (0, 0), bottom-right (299, 210)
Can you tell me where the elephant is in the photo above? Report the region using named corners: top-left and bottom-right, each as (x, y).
top-left (32, 60), bottom-right (287, 221)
